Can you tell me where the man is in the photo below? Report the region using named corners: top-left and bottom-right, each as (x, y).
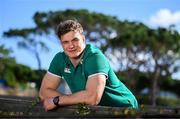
top-left (39, 20), bottom-right (138, 111)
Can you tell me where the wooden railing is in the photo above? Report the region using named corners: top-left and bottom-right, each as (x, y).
top-left (0, 95), bottom-right (179, 118)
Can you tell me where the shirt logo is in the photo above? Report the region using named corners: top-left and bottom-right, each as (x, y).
top-left (80, 59), bottom-right (83, 64)
top-left (64, 68), bottom-right (71, 73)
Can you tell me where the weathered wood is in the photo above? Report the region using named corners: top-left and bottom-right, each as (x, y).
top-left (0, 95), bottom-right (179, 118)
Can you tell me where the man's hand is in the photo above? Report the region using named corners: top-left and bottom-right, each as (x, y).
top-left (43, 98), bottom-right (56, 111)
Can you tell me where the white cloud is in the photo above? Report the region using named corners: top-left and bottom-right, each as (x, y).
top-left (149, 9), bottom-right (180, 27)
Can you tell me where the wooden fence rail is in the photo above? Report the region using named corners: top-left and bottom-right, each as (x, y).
top-left (0, 95), bottom-right (179, 118)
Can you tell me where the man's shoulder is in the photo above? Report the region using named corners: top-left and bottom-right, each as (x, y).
top-left (51, 51), bottom-right (65, 62)
top-left (85, 44), bottom-right (102, 55)
top-left (54, 51), bottom-right (64, 58)
top-left (84, 44), bottom-right (107, 62)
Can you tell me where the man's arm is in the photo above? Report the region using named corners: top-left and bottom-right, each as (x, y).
top-left (39, 72), bottom-right (65, 100)
top-left (43, 74), bottom-right (106, 111)
top-left (60, 74), bottom-right (106, 106)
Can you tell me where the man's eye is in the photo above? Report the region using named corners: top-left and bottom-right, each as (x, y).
top-left (62, 41), bottom-right (68, 44)
top-left (73, 38), bottom-right (79, 41)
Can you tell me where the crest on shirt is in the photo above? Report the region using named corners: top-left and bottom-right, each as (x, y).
top-left (80, 59), bottom-right (83, 64)
top-left (64, 68), bottom-right (71, 73)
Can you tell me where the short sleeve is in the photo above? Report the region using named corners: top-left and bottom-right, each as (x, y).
top-left (48, 52), bottom-right (62, 77)
top-left (84, 53), bottom-right (109, 78)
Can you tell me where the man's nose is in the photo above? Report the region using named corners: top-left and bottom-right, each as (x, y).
top-left (69, 42), bottom-right (74, 48)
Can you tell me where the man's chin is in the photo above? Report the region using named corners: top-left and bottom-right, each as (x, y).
top-left (68, 54), bottom-right (80, 59)
top-left (66, 52), bottom-right (82, 59)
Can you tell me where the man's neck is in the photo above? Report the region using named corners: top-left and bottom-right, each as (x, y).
top-left (70, 50), bottom-right (84, 67)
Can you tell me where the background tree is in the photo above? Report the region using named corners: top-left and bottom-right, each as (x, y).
top-left (0, 44), bottom-right (45, 90)
top-left (0, 45), bottom-right (17, 86)
top-left (109, 23), bottom-right (180, 106)
top-left (4, 28), bottom-right (49, 70)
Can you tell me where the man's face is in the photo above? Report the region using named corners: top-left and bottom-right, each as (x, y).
top-left (60, 31), bottom-right (85, 59)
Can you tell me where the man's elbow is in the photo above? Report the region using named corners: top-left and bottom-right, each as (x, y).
top-left (39, 90), bottom-right (45, 101)
top-left (86, 94), bottom-right (101, 106)
top-left (89, 100), bottom-right (100, 106)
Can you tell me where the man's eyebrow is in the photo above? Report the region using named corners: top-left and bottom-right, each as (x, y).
top-left (72, 37), bottom-right (79, 40)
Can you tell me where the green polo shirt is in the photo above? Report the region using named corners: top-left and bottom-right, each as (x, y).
top-left (48, 44), bottom-right (138, 108)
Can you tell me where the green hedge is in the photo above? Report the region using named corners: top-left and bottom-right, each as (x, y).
top-left (137, 95), bottom-right (180, 107)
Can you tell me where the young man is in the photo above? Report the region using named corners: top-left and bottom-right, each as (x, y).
top-left (39, 20), bottom-right (138, 111)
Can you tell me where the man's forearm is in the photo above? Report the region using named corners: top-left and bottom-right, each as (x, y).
top-left (59, 90), bottom-right (98, 106)
top-left (39, 88), bottom-right (66, 100)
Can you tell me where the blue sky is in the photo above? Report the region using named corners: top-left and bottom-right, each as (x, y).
top-left (0, 0), bottom-right (180, 78)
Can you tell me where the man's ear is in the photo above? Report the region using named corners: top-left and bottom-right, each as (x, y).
top-left (82, 34), bottom-right (85, 42)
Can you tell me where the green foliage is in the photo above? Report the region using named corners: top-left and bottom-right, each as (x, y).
top-left (138, 95), bottom-right (180, 107)
top-left (75, 103), bottom-right (91, 116)
top-left (0, 45), bottom-right (11, 57)
top-left (4, 28), bottom-right (36, 38)
top-left (0, 45), bottom-right (44, 88)
top-left (29, 69), bottom-right (46, 90)
top-left (4, 28), bottom-right (49, 70)
top-left (156, 97), bottom-right (180, 107)
top-left (137, 95), bottom-right (150, 105)
top-left (117, 70), bottom-right (180, 98)
top-left (109, 21), bottom-right (180, 105)
top-left (0, 45), bottom-right (17, 87)
top-left (160, 78), bottom-right (180, 97)
top-left (25, 97), bottom-right (41, 115)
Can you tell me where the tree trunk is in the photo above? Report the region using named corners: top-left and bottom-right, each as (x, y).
top-left (35, 51), bottom-right (41, 70)
top-left (150, 67), bottom-right (160, 106)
